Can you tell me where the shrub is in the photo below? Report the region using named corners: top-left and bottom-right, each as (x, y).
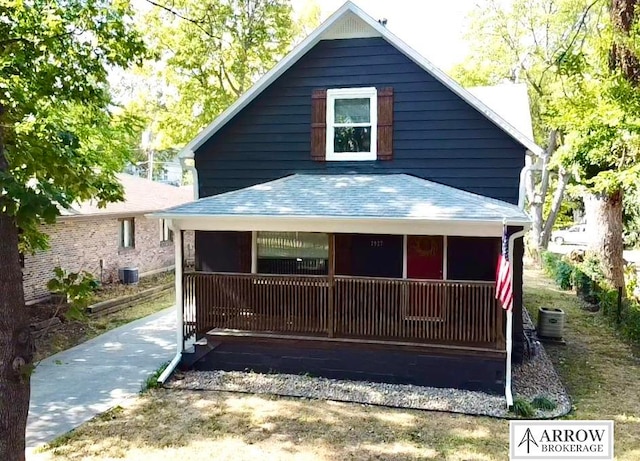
top-left (554, 260), bottom-right (574, 290)
top-left (624, 262), bottom-right (638, 300)
top-left (596, 288), bottom-right (619, 318)
top-left (47, 267), bottom-right (97, 319)
top-left (573, 267), bottom-right (597, 304)
top-left (511, 398), bottom-right (536, 417)
top-left (619, 299), bottom-right (640, 343)
top-left (531, 396), bottom-right (557, 411)
top-left (540, 251), bottom-right (573, 290)
top-left (541, 251), bottom-right (560, 277)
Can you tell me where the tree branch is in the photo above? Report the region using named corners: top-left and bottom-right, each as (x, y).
top-left (144, 0), bottom-right (221, 41)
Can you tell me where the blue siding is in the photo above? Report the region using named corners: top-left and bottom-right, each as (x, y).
top-left (196, 37), bottom-right (526, 203)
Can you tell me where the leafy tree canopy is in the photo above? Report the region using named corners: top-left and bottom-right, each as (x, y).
top-left (0, 0), bottom-right (146, 252)
top-left (129, 0), bottom-right (318, 151)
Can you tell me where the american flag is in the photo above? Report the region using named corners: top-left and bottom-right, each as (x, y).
top-left (496, 225), bottom-right (513, 312)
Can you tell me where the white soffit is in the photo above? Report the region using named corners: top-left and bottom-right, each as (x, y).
top-left (179, 1), bottom-right (543, 159)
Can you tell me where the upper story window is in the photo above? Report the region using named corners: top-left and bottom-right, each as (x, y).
top-left (326, 87), bottom-right (377, 161)
top-left (311, 87), bottom-right (393, 162)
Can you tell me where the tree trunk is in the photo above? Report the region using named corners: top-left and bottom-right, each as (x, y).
top-left (540, 168), bottom-right (570, 248)
top-left (526, 129), bottom-right (561, 254)
top-left (584, 189), bottom-right (625, 288)
top-left (0, 108), bottom-right (32, 461)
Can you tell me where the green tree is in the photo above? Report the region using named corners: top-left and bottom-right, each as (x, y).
top-left (0, 1), bottom-right (145, 459)
top-left (550, 0), bottom-right (640, 287)
top-left (138, 0), bottom-right (306, 150)
top-left (451, 0), bottom-right (604, 253)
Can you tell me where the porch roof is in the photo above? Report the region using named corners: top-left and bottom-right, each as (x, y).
top-left (154, 174), bottom-right (530, 229)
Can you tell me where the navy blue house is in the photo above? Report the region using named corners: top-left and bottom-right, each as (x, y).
top-left (156, 2), bottom-right (536, 400)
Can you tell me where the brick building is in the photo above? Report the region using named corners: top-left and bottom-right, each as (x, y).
top-left (23, 174), bottom-right (194, 302)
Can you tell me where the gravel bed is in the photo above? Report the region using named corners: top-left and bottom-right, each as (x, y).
top-left (167, 340), bottom-right (571, 419)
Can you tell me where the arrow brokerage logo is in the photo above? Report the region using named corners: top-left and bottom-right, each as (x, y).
top-left (517, 428), bottom-right (539, 453)
top-left (510, 420), bottom-right (614, 460)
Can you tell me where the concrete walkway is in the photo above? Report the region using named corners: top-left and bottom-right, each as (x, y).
top-left (26, 307), bottom-right (176, 448)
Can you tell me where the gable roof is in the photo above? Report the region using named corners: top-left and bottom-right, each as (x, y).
top-left (155, 174), bottom-right (530, 225)
top-left (180, 1), bottom-right (542, 159)
top-left (61, 174), bottom-right (193, 217)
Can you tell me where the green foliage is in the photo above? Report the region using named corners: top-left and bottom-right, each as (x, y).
top-left (1, 0), bottom-right (147, 252)
top-left (573, 267), bottom-right (597, 303)
top-left (511, 398), bottom-right (536, 418)
top-left (541, 251), bottom-right (561, 277)
top-left (46, 267), bottom-right (97, 318)
top-left (624, 262), bottom-right (638, 299)
top-left (541, 250), bottom-right (573, 289)
top-left (127, 0), bottom-right (312, 151)
top-left (140, 362), bottom-right (169, 393)
top-left (545, 250), bottom-right (640, 344)
top-left (531, 396), bottom-right (558, 411)
top-left (555, 260), bottom-right (574, 290)
top-left (623, 189), bottom-right (640, 248)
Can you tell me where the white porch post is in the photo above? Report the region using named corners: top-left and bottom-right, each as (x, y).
top-left (251, 231), bottom-right (257, 273)
top-left (402, 235), bottom-right (407, 278)
top-left (174, 228), bottom-right (184, 353)
top-left (157, 222), bottom-right (184, 383)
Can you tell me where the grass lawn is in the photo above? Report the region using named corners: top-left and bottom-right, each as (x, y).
top-left (31, 269), bottom-right (640, 461)
top-left (33, 290), bottom-right (175, 362)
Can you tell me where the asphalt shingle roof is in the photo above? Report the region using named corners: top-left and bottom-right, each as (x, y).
top-left (157, 174), bottom-right (530, 223)
top-left (61, 174), bottom-right (193, 217)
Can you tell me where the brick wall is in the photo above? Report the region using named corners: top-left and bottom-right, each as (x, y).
top-left (23, 215), bottom-right (195, 301)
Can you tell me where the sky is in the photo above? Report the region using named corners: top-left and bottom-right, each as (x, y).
top-left (295, 0), bottom-right (480, 71)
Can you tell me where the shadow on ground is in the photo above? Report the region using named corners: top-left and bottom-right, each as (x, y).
top-left (37, 388), bottom-right (509, 461)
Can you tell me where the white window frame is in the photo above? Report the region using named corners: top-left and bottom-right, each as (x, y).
top-left (120, 218), bottom-right (135, 248)
top-left (326, 87), bottom-right (377, 161)
top-left (160, 219), bottom-right (174, 243)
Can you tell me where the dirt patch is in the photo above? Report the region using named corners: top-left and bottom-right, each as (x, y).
top-left (89, 271), bottom-right (174, 304)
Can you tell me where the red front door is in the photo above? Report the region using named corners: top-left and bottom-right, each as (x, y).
top-left (407, 236), bottom-right (443, 280)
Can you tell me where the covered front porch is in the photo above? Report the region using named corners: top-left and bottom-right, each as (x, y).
top-left (155, 174), bottom-right (529, 392)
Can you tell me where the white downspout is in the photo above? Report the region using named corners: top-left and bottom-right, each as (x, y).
top-left (506, 159), bottom-right (532, 406)
top-left (518, 164), bottom-right (533, 209)
top-left (180, 154), bottom-right (199, 200)
top-left (504, 225), bottom-right (526, 408)
top-left (157, 222), bottom-right (184, 384)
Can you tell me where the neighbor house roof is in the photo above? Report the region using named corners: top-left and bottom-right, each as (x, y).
top-left (154, 174), bottom-right (530, 225)
top-left (467, 83), bottom-right (535, 142)
top-left (61, 174), bottom-right (193, 217)
top-left (179, 1), bottom-right (541, 159)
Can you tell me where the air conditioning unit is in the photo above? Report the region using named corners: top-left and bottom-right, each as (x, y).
top-left (118, 267), bottom-right (139, 285)
top-left (537, 307), bottom-right (565, 340)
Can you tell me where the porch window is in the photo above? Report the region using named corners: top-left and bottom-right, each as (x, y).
top-left (447, 237), bottom-right (500, 281)
top-left (257, 232), bottom-right (328, 275)
top-left (326, 87), bottom-right (377, 161)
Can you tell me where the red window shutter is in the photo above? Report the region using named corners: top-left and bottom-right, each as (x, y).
top-left (311, 89), bottom-right (327, 161)
top-left (377, 87), bottom-right (394, 160)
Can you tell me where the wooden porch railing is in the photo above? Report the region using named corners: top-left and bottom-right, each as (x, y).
top-left (183, 272), bottom-right (503, 350)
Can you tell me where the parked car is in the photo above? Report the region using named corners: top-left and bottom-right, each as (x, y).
top-left (551, 224), bottom-right (590, 245)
